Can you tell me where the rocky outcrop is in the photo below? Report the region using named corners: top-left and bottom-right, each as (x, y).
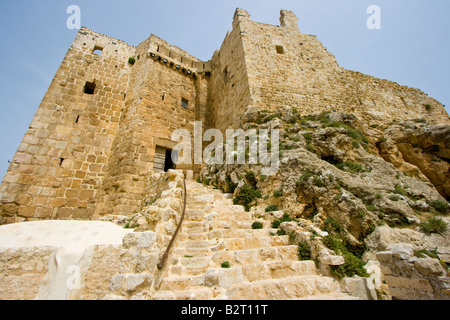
top-left (199, 108), bottom-right (450, 300)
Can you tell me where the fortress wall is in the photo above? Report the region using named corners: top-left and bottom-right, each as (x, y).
top-left (241, 10), bottom-right (449, 124)
top-left (0, 28), bottom-right (134, 224)
top-left (207, 9), bottom-right (252, 133)
top-left (96, 35), bottom-right (206, 216)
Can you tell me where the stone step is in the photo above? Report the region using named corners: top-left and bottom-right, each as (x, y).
top-left (203, 261), bottom-right (318, 288)
top-left (173, 247), bottom-right (212, 257)
top-left (151, 288), bottom-right (224, 300)
top-left (211, 245), bottom-right (299, 266)
top-left (225, 275), bottom-right (340, 300)
top-left (298, 293), bottom-right (360, 300)
top-left (206, 228), bottom-right (280, 240)
top-left (204, 210), bottom-right (252, 221)
top-left (183, 220), bottom-right (255, 231)
top-left (179, 232), bottom-right (209, 241)
top-left (159, 274), bottom-right (205, 291)
top-left (219, 235), bottom-right (292, 251)
top-left (176, 235), bottom-right (291, 252)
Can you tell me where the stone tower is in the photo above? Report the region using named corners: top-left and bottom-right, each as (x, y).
top-left (0, 9), bottom-right (448, 225)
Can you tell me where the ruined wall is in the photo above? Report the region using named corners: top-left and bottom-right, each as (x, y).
top-left (0, 28), bottom-right (134, 224)
top-left (240, 10), bottom-right (449, 125)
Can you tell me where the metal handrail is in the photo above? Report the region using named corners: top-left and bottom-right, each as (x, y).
top-left (157, 175), bottom-right (187, 269)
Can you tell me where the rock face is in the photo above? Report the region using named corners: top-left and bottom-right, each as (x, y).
top-left (199, 108), bottom-right (450, 300)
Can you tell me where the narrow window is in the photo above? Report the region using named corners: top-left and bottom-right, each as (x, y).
top-left (83, 81), bottom-right (96, 94)
top-left (75, 115), bottom-right (80, 123)
top-left (181, 98), bottom-right (189, 109)
top-left (93, 46), bottom-right (103, 55)
top-left (275, 45), bottom-right (285, 54)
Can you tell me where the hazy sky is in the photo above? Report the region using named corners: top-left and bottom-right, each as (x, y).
top-left (0, 0), bottom-right (449, 179)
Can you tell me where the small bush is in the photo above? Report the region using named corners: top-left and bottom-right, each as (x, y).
top-left (413, 118), bottom-right (427, 123)
top-left (324, 217), bottom-right (342, 233)
top-left (389, 195), bottom-right (400, 202)
top-left (276, 229), bottom-right (286, 236)
top-left (323, 235), bottom-right (369, 279)
top-left (313, 176), bottom-right (324, 187)
top-left (251, 221), bottom-right (263, 229)
top-left (394, 185), bottom-right (408, 196)
top-left (265, 205), bottom-right (279, 212)
top-left (128, 57), bottom-right (136, 65)
top-left (202, 178), bottom-right (210, 185)
top-left (221, 261), bottom-right (231, 268)
top-left (233, 185), bottom-right (262, 211)
top-left (245, 171), bottom-right (256, 184)
top-left (424, 104), bottom-right (432, 111)
top-left (335, 161), bottom-right (363, 174)
top-left (226, 176), bottom-right (238, 193)
top-left (298, 242), bottom-right (312, 260)
top-left (429, 200), bottom-right (449, 213)
top-left (420, 217), bottom-right (448, 234)
top-left (272, 220), bottom-right (281, 228)
top-left (273, 190), bottom-right (283, 197)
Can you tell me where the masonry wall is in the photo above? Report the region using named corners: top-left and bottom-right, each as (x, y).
top-left (240, 10), bottom-right (449, 125)
top-left (96, 35), bottom-right (209, 216)
top-left (207, 9), bottom-right (252, 133)
top-left (0, 28), bottom-right (134, 224)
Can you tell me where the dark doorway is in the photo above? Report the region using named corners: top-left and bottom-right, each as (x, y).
top-left (164, 149), bottom-right (177, 172)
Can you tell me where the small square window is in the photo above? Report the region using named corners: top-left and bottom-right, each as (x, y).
top-left (83, 81), bottom-right (96, 94)
top-left (181, 98), bottom-right (189, 109)
top-left (275, 45), bottom-right (285, 54)
top-left (93, 46), bottom-right (103, 55)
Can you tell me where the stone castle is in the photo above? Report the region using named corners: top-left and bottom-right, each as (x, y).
top-left (0, 8), bottom-right (448, 224)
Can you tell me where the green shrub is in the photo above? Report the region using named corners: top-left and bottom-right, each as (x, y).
top-left (323, 218), bottom-right (342, 233)
top-left (424, 104), bottom-right (432, 111)
top-left (335, 161), bottom-right (364, 174)
top-left (245, 171), bottom-right (256, 184)
top-left (272, 220), bottom-right (281, 228)
top-left (429, 200), bottom-right (449, 213)
top-left (323, 235), bottom-right (368, 279)
top-left (393, 185), bottom-right (408, 196)
top-left (302, 132), bottom-right (313, 143)
top-left (420, 217), bottom-right (448, 234)
top-left (414, 248), bottom-right (439, 259)
top-left (233, 185), bottom-right (262, 211)
top-left (273, 190), bottom-right (283, 197)
top-left (313, 176), bottom-right (324, 187)
top-left (265, 205), bottom-right (279, 212)
top-left (128, 57), bottom-right (136, 65)
top-left (251, 221), bottom-right (263, 229)
top-left (226, 176), bottom-right (237, 193)
top-left (389, 195), bottom-right (400, 201)
top-left (221, 261), bottom-right (231, 268)
top-left (276, 229), bottom-right (286, 236)
top-left (202, 178), bottom-right (210, 185)
top-left (413, 118), bottom-right (427, 123)
top-left (298, 242), bottom-right (312, 261)
top-left (331, 252), bottom-right (369, 279)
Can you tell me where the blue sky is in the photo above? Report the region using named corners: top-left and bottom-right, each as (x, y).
top-left (0, 0), bottom-right (449, 179)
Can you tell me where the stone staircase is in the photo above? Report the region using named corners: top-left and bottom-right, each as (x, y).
top-left (151, 180), bottom-right (356, 300)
